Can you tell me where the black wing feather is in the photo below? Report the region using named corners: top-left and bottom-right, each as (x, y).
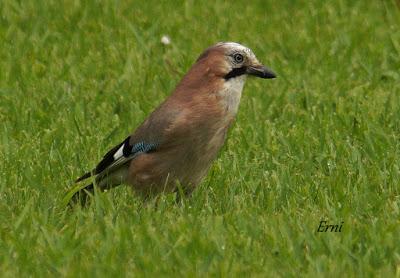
top-left (74, 136), bottom-right (130, 183)
top-left (94, 136), bottom-right (131, 174)
top-left (75, 136), bottom-right (158, 183)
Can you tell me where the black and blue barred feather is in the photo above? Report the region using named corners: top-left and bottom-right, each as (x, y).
top-left (75, 136), bottom-right (158, 183)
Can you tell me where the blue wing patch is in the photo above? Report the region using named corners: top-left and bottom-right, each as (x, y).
top-left (94, 137), bottom-right (158, 175)
top-left (131, 142), bottom-right (158, 155)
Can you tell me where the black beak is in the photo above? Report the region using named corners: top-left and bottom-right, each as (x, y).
top-left (246, 65), bottom-right (276, 79)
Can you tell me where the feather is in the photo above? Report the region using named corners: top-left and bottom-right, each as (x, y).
top-left (68, 139), bottom-right (158, 206)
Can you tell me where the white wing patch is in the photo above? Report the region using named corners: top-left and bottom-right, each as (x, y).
top-left (113, 144), bottom-right (124, 160)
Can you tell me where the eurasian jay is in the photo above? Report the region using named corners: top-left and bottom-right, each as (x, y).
top-left (68, 42), bottom-right (276, 205)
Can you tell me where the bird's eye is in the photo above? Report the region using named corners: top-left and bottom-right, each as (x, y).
top-left (233, 53), bottom-right (243, 63)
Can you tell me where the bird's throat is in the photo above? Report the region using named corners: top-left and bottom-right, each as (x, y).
top-left (218, 75), bottom-right (246, 117)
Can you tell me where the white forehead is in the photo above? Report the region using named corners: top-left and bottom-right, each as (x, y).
top-left (217, 42), bottom-right (255, 58)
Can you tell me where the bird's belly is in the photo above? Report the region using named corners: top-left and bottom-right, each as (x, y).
top-left (127, 128), bottom-right (229, 196)
top-left (181, 124), bottom-right (230, 185)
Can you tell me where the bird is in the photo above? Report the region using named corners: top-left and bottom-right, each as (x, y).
top-left (67, 42), bottom-right (276, 205)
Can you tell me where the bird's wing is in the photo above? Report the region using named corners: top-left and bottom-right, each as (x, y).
top-left (75, 136), bottom-right (158, 183)
top-left (75, 100), bottom-right (183, 183)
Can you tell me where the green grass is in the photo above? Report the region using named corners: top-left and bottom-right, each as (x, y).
top-left (1, 0), bottom-right (400, 276)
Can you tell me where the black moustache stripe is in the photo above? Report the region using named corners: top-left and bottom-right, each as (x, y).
top-left (224, 66), bottom-right (247, 80)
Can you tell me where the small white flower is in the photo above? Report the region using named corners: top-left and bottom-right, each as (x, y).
top-left (161, 35), bottom-right (171, 45)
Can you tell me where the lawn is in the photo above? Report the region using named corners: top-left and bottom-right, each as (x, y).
top-left (0, 0), bottom-right (399, 276)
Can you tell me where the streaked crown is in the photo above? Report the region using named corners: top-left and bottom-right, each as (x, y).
top-left (195, 42), bottom-right (276, 80)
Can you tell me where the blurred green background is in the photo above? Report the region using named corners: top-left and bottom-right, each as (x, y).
top-left (0, 0), bottom-right (399, 276)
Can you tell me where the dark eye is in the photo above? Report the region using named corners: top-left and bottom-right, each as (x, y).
top-left (233, 53), bottom-right (243, 63)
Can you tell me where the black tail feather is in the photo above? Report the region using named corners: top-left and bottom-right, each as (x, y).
top-left (75, 171), bottom-right (93, 183)
top-left (69, 183), bottom-right (94, 207)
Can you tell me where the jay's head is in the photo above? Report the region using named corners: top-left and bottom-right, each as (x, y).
top-left (195, 42), bottom-right (276, 81)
